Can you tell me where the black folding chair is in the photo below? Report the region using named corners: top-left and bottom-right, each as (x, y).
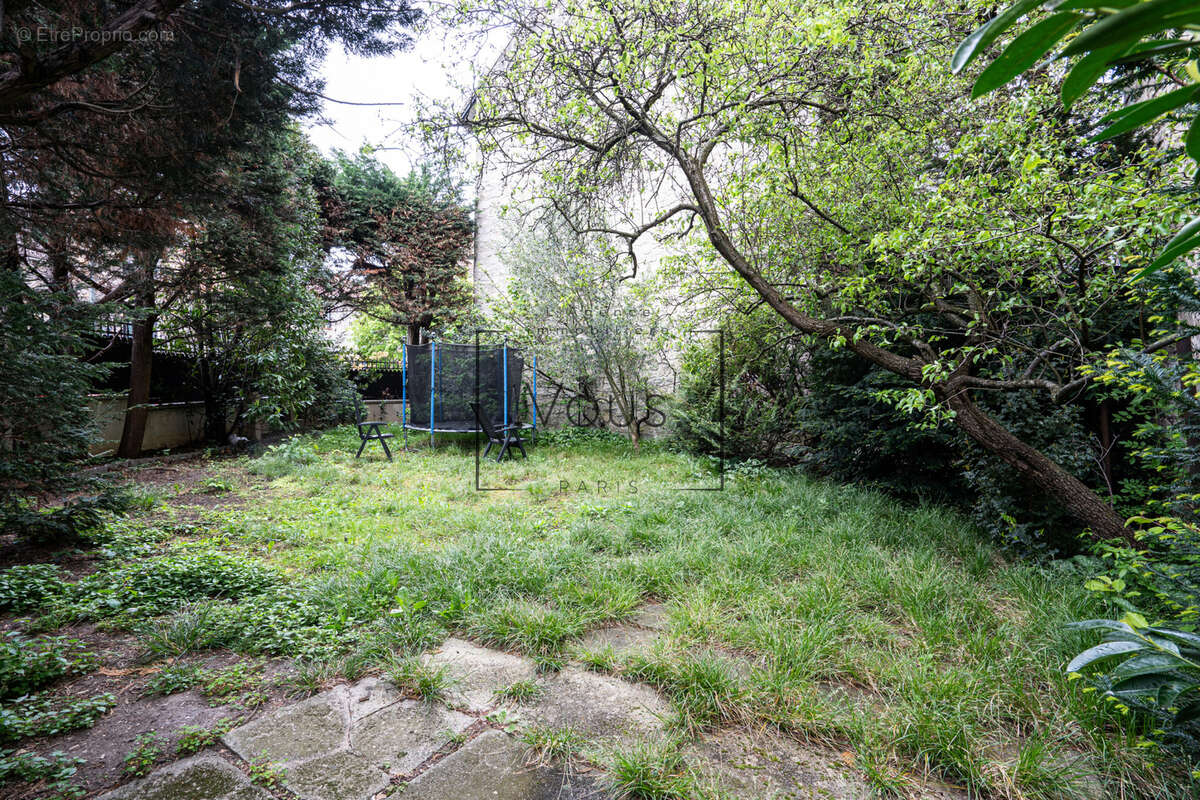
top-left (354, 401), bottom-right (394, 461)
top-left (470, 402), bottom-right (527, 462)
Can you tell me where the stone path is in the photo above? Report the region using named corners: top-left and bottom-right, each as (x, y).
top-left (95, 609), bottom-right (968, 800)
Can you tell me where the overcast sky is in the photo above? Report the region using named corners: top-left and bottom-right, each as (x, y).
top-left (305, 18), bottom-right (490, 177)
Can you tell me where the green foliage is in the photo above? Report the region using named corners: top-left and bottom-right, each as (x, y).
top-left (0, 272), bottom-right (107, 504)
top-left (318, 151), bottom-right (474, 340)
top-left (607, 742), bottom-right (695, 800)
top-left (0, 633), bottom-right (97, 699)
top-left (521, 724), bottom-right (585, 764)
top-left (623, 649), bottom-right (752, 732)
top-left (955, 0), bottom-right (1200, 275)
top-left (122, 732), bottom-right (163, 778)
top-left (538, 427), bottom-right (630, 448)
top-left (175, 718), bottom-right (239, 756)
top-left (494, 678), bottom-right (543, 704)
top-left (0, 489), bottom-right (133, 549)
top-left (156, 130), bottom-right (359, 441)
top-left (0, 750), bottom-right (84, 800)
top-left (247, 755), bottom-right (288, 790)
top-left (0, 565), bottom-right (67, 613)
top-left (1068, 616), bottom-right (1199, 761)
top-left (65, 551), bottom-right (277, 620)
top-left (673, 312), bottom-right (807, 466)
top-left (247, 435), bottom-right (323, 479)
top-left (349, 309), bottom-right (408, 360)
top-left (141, 663), bottom-right (206, 697)
top-left (0, 692), bottom-right (115, 744)
top-left (490, 216), bottom-right (672, 444)
top-left (383, 657), bottom-right (452, 701)
top-left (963, 392), bottom-right (1104, 557)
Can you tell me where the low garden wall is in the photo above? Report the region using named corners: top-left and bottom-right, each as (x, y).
top-left (89, 397), bottom-right (209, 456)
top-left (88, 397), bottom-right (410, 456)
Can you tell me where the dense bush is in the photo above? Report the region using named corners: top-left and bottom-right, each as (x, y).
top-left (0, 633), bottom-right (97, 699)
top-left (0, 489), bottom-right (134, 549)
top-left (0, 274), bottom-right (106, 506)
top-left (962, 392), bottom-right (1105, 557)
top-left (675, 313), bottom-right (961, 500)
top-left (673, 312), bottom-right (807, 466)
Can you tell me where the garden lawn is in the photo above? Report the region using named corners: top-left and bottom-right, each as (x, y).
top-left (0, 427), bottom-right (1172, 798)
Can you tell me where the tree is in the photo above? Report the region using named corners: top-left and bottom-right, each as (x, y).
top-left (156, 129), bottom-right (354, 440)
top-left (0, 272), bottom-right (106, 505)
top-left (952, 0), bottom-right (1200, 275)
top-left (1, 0), bottom-right (420, 456)
top-left (488, 214), bottom-right (671, 446)
top-left (317, 152), bottom-right (474, 345)
top-left (451, 0), bottom-right (1200, 543)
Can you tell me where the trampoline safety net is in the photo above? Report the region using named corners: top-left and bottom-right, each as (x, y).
top-left (405, 343), bottom-right (524, 431)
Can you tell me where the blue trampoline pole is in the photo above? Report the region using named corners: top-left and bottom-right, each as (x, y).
top-left (532, 351), bottom-right (537, 442)
top-left (502, 343), bottom-right (509, 430)
top-left (429, 340), bottom-right (436, 448)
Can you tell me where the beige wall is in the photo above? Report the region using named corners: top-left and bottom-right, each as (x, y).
top-left (89, 397), bottom-right (209, 456)
top-left (88, 398), bottom-right (415, 457)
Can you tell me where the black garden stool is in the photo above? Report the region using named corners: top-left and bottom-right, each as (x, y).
top-left (470, 402), bottom-right (527, 462)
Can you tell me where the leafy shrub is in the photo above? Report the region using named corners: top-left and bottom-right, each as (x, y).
top-left (175, 718), bottom-right (238, 756)
top-left (0, 565), bottom-right (67, 612)
top-left (123, 732), bottom-right (162, 777)
top-left (0, 692), bottom-right (115, 743)
top-left (1068, 516), bottom-right (1200, 773)
top-left (539, 426), bottom-right (629, 447)
top-left (68, 551), bottom-right (277, 619)
top-left (791, 346), bottom-right (962, 503)
top-left (0, 273), bottom-right (107, 506)
top-left (247, 755), bottom-right (287, 789)
top-left (141, 663), bottom-right (205, 697)
top-left (1067, 616), bottom-right (1199, 763)
top-left (962, 391), bottom-right (1106, 557)
top-left (247, 437), bottom-right (321, 478)
top-left (0, 489), bottom-right (133, 548)
top-left (1081, 517), bottom-right (1200, 625)
top-left (0, 633), bottom-right (97, 699)
top-left (673, 311), bottom-right (807, 466)
top-left (0, 749), bottom-right (84, 799)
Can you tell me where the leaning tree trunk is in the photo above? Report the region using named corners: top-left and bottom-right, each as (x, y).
top-left (674, 155), bottom-right (1135, 544)
top-left (943, 390), bottom-right (1133, 544)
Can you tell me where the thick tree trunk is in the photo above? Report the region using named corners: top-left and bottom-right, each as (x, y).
top-left (117, 259), bottom-right (157, 458)
top-left (117, 313), bottom-right (156, 458)
top-left (0, 158), bottom-right (19, 274)
top-left (943, 391), bottom-right (1134, 544)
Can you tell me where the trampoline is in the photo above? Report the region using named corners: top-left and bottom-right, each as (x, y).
top-left (399, 341), bottom-right (536, 447)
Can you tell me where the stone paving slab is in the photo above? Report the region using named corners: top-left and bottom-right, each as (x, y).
top-left (422, 637), bottom-right (539, 712)
top-left (686, 728), bottom-right (971, 800)
top-left (222, 678), bottom-right (472, 800)
top-left (93, 755), bottom-right (272, 800)
top-left (401, 729), bottom-right (605, 800)
top-left (686, 727), bottom-right (873, 799)
top-left (576, 623), bottom-right (661, 658)
top-left (630, 603), bottom-right (669, 631)
top-left (284, 750), bottom-right (389, 800)
top-left (523, 667), bottom-right (669, 749)
top-left (352, 698), bottom-right (473, 773)
top-left (224, 688), bottom-right (349, 764)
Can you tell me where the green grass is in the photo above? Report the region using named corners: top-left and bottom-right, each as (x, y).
top-left (0, 425), bottom-right (1183, 797)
